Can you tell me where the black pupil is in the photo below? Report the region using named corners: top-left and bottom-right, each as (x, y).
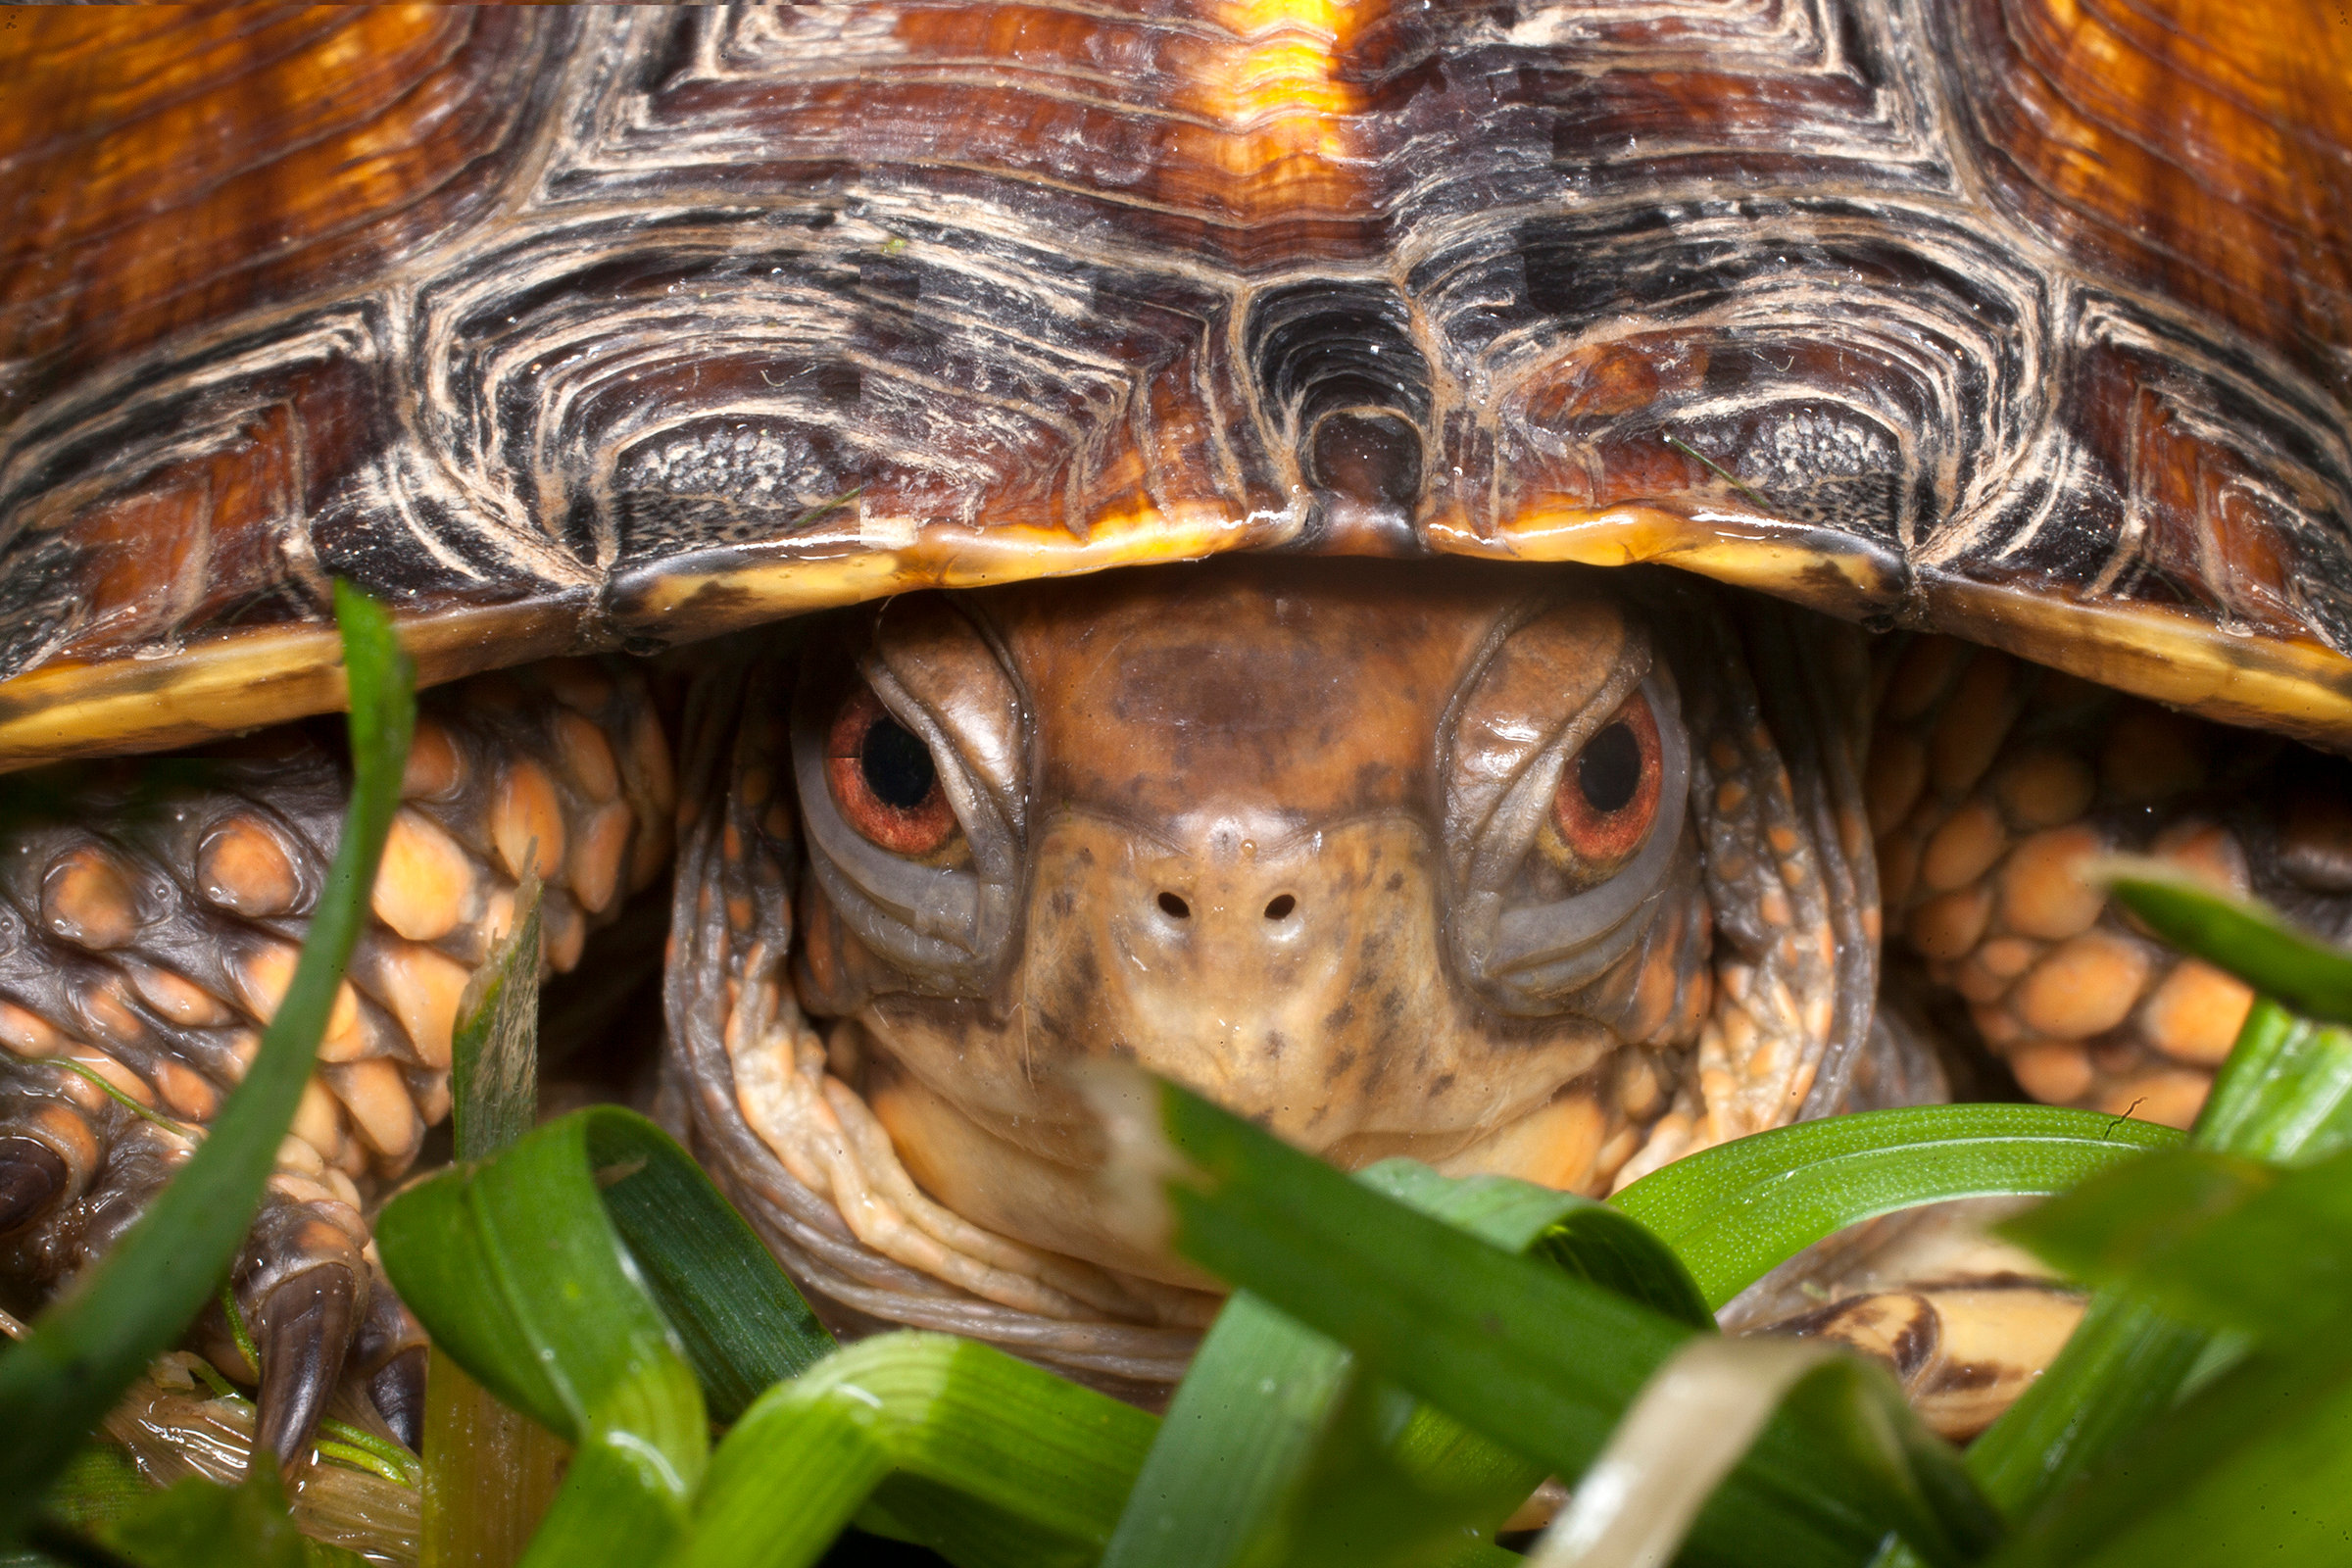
top-left (1578, 721), bottom-right (1642, 814)
top-left (859, 714), bottom-right (938, 810)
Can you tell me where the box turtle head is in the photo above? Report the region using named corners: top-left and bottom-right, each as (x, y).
top-left (5, 5), bottom-right (2352, 1390)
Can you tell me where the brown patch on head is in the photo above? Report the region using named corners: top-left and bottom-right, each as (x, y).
top-left (994, 559), bottom-right (1550, 823)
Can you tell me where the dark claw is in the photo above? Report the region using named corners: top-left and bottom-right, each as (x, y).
top-left (0, 1138), bottom-right (66, 1235)
top-left (254, 1264), bottom-right (357, 1477)
top-left (368, 1345), bottom-right (427, 1453)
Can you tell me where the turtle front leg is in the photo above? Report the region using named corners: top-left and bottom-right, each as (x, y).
top-left (0, 661), bottom-right (672, 1463)
top-left (1871, 636), bottom-right (2352, 1128)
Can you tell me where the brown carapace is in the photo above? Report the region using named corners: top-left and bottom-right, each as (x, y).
top-left (3, 0), bottom-right (2351, 1479)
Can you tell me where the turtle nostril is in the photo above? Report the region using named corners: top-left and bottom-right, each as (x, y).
top-left (1263, 894), bottom-right (1297, 921)
top-left (1157, 892), bottom-right (1192, 920)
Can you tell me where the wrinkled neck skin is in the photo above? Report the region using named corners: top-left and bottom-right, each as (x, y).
top-left (790, 559), bottom-right (1719, 1287)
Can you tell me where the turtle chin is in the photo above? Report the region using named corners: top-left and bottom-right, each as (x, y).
top-left (841, 808), bottom-right (1633, 1286)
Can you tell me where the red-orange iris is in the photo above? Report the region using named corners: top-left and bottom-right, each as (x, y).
top-left (826, 686), bottom-right (957, 856)
top-left (1552, 691), bottom-right (1662, 868)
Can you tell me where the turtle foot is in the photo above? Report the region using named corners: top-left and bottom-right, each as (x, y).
top-left (252, 1262), bottom-right (358, 1478)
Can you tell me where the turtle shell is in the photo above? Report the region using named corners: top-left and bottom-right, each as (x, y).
top-left (3, 3), bottom-right (2350, 762)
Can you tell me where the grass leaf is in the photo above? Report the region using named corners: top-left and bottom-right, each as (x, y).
top-left (2101, 861), bottom-right (2352, 1027)
top-left (424, 876), bottom-right (562, 1568)
top-left (1987, 1348), bottom-right (2352, 1568)
top-left (1609, 1103), bottom-right (2179, 1308)
top-left (379, 1107), bottom-right (828, 1444)
top-left (1966, 994), bottom-right (2352, 1522)
top-left (449, 874), bottom-right (543, 1163)
top-left (2190, 1001), bottom-right (2352, 1164)
top-left (1149, 1079), bottom-right (1999, 1568)
top-left (96, 1445), bottom-right (368, 1568)
top-left (0, 584), bottom-right (413, 1537)
top-left (2001, 1145), bottom-right (2352, 1346)
top-left (1102, 1161), bottom-right (1660, 1568)
top-left (676, 1333), bottom-right (1155, 1568)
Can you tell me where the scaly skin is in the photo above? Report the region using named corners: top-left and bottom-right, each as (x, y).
top-left (0, 660), bottom-right (671, 1463)
top-left (1873, 634), bottom-right (2352, 1127)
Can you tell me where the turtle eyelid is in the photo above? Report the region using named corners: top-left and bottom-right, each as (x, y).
top-left (1451, 670), bottom-right (1692, 1015)
top-left (788, 654), bottom-right (1021, 995)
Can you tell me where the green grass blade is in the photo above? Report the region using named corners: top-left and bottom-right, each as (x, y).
top-left (1987, 1348), bottom-right (2352, 1568)
top-left (450, 875), bottom-right (543, 1163)
top-left (1103, 1158), bottom-right (1704, 1568)
top-left (381, 1110), bottom-right (710, 1567)
top-left (2001, 1146), bottom-right (2352, 1345)
top-left (2103, 863), bottom-right (2352, 1026)
top-left (582, 1113), bottom-right (831, 1420)
top-left (384, 1105), bottom-right (834, 1564)
top-left (674, 1334), bottom-right (1156, 1568)
top-left (516, 1356), bottom-right (706, 1568)
top-left (1963, 993), bottom-right (2352, 1524)
top-left (1362, 1161), bottom-right (1713, 1331)
top-left (0, 583), bottom-right (414, 1532)
top-left (93, 1466), bottom-right (368, 1568)
top-left (1101, 1292), bottom-right (1353, 1568)
top-left (424, 878), bottom-right (563, 1568)
top-left (2191, 1002), bottom-right (2352, 1164)
top-left (1147, 1080), bottom-right (1999, 1568)
top-left (379, 1107), bottom-right (828, 1441)
top-left (1609, 1104), bottom-right (2179, 1308)
top-left (858, 1477), bottom-right (1102, 1568)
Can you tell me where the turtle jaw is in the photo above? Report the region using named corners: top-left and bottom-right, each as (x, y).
top-left (837, 806), bottom-right (1661, 1286)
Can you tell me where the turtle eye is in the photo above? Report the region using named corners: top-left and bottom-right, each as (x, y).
top-left (826, 686), bottom-right (957, 857)
top-left (1552, 691), bottom-right (1663, 871)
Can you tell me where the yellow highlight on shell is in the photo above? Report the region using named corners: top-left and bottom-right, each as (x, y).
top-left (1204, 0), bottom-right (1360, 172)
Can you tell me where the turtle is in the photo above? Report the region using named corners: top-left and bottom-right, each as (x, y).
top-left (3, 0), bottom-right (2351, 1480)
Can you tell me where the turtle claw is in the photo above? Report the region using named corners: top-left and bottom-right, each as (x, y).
top-left (254, 1263), bottom-right (357, 1475)
top-left (368, 1346), bottom-right (427, 1452)
top-left (0, 1138), bottom-right (65, 1235)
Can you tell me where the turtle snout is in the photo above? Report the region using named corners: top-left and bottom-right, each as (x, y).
top-left (1009, 811), bottom-right (1454, 1150)
top-left (1138, 875), bottom-right (1308, 947)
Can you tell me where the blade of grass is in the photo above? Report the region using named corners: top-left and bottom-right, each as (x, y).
top-left (1102, 1293), bottom-right (1351, 1568)
top-left (449, 875), bottom-right (544, 1164)
top-left (382, 1111), bottom-right (710, 1567)
top-left (1609, 1103), bottom-right (2179, 1308)
top-left (1986, 1348), bottom-right (2352, 1568)
top-left (1963, 996), bottom-right (2352, 1523)
top-left (1143, 1078), bottom-right (2000, 1568)
top-left (0, 583), bottom-right (413, 1535)
top-left (423, 879), bottom-right (564, 1568)
top-left (95, 1467), bottom-right (368, 1568)
top-left (857, 1477), bottom-right (1102, 1568)
top-left (379, 1108), bottom-right (829, 1445)
top-left (2001, 1145), bottom-right (2352, 1346)
top-left (2188, 1002), bottom-right (2352, 1164)
top-left (1363, 1161), bottom-right (1713, 1331)
top-left (2102, 860), bottom-right (2352, 1026)
top-left (1102, 1159), bottom-right (1707, 1568)
top-left (383, 1106), bottom-right (834, 1566)
top-left (674, 1334), bottom-right (1156, 1568)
